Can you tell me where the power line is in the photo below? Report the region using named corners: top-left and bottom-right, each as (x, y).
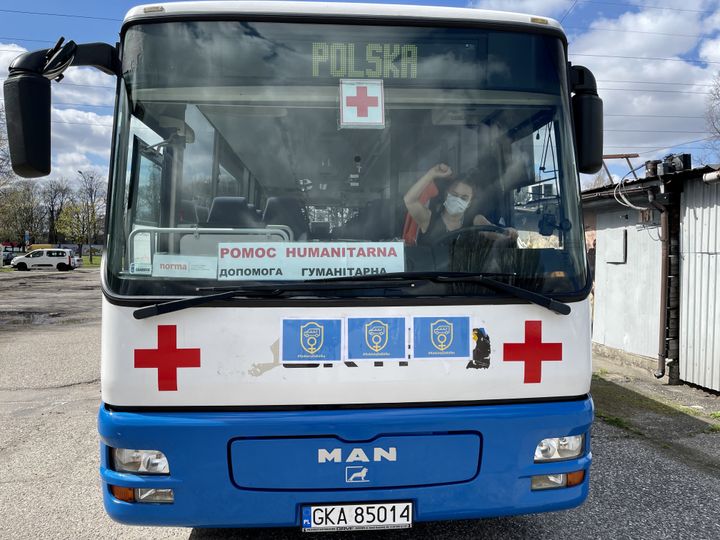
top-left (598, 79), bottom-right (714, 87)
top-left (605, 114), bottom-right (705, 119)
top-left (51, 120), bottom-right (112, 126)
top-left (0, 98), bottom-right (112, 109)
top-left (570, 52), bottom-right (720, 65)
top-left (560, 0), bottom-right (580, 23)
top-left (0, 36), bottom-right (56, 44)
top-left (0, 8), bottom-right (121, 22)
top-left (605, 129), bottom-right (709, 133)
top-left (598, 87), bottom-right (710, 95)
top-left (565, 26), bottom-right (703, 39)
top-left (578, 1), bottom-right (712, 14)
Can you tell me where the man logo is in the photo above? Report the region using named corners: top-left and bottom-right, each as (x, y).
top-left (345, 466), bottom-right (370, 483)
top-left (300, 321), bottom-right (324, 354)
top-left (365, 320), bottom-right (389, 353)
top-left (430, 319), bottom-right (454, 351)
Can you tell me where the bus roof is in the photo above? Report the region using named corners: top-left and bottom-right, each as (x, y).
top-left (123, 1), bottom-right (564, 33)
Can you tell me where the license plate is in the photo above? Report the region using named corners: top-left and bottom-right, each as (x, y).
top-left (302, 501), bottom-right (412, 532)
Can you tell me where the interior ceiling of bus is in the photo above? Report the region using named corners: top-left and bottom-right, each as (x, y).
top-left (161, 101), bottom-right (553, 200)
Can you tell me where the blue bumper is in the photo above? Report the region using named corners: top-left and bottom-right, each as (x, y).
top-left (99, 397), bottom-right (593, 527)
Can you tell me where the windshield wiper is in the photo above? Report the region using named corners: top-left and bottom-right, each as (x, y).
top-left (429, 274), bottom-right (571, 315)
top-left (297, 271), bottom-right (571, 315)
top-left (133, 278), bottom-right (424, 320)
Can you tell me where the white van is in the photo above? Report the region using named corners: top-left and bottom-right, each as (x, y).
top-left (11, 249), bottom-right (76, 271)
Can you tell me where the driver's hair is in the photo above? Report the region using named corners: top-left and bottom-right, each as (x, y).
top-left (429, 168), bottom-right (482, 214)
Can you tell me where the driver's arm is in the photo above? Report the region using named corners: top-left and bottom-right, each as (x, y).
top-left (472, 214), bottom-right (519, 242)
top-left (404, 164), bottom-right (452, 233)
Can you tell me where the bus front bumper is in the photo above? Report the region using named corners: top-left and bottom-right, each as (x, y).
top-left (99, 397), bottom-right (593, 527)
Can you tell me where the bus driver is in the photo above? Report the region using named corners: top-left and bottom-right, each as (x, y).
top-left (403, 163), bottom-right (518, 246)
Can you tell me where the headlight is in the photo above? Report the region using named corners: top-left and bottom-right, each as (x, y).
top-left (534, 435), bottom-right (584, 462)
top-left (113, 448), bottom-right (170, 474)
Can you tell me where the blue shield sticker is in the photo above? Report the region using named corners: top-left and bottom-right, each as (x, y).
top-left (413, 317), bottom-right (470, 359)
top-left (300, 322), bottom-right (324, 354)
top-left (348, 317), bottom-right (405, 360)
top-left (282, 319), bottom-right (342, 361)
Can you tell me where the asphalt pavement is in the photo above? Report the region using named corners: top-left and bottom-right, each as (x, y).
top-left (1, 268), bottom-right (719, 539)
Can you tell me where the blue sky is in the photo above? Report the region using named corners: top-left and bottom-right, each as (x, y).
top-left (2, 0), bottom-right (719, 184)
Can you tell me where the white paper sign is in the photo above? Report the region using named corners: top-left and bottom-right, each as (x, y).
top-left (217, 242), bottom-right (404, 280)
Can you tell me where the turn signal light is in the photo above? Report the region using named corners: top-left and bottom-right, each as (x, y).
top-left (110, 485), bottom-right (134, 502)
top-left (567, 470), bottom-right (585, 487)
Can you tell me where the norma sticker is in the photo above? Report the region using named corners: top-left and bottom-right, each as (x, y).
top-left (153, 255), bottom-right (217, 279)
top-left (340, 79), bottom-right (385, 129)
top-left (282, 319), bottom-right (342, 362)
top-left (413, 317), bottom-right (470, 359)
top-left (347, 318), bottom-right (406, 360)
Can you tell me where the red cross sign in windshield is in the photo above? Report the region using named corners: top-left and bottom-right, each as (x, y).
top-left (346, 86), bottom-right (379, 117)
top-left (340, 79), bottom-right (384, 128)
top-left (134, 325), bottom-right (201, 391)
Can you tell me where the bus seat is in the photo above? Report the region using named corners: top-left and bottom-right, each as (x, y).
top-left (336, 199), bottom-right (399, 241)
top-left (309, 222), bottom-right (331, 239)
top-left (195, 205), bottom-right (209, 223)
top-left (263, 197), bottom-right (309, 241)
top-left (179, 200), bottom-right (197, 224)
top-left (207, 196), bottom-right (262, 228)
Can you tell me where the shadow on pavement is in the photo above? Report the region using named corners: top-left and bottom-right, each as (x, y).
top-left (590, 374), bottom-right (720, 474)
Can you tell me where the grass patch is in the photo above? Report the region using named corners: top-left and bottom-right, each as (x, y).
top-left (710, 412), bottom-right (720, 420)
top-left (596, 412), bottom-right (636, 432)
top-left (80, 255), bottom-right (102, 268)
top-left (704, 425), bottom-right (720, 434)
top-left (594, 368), bottom-right (610, 377)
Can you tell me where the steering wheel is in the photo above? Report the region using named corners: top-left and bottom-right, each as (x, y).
top-left (435, 224), bottom-right (514, 245)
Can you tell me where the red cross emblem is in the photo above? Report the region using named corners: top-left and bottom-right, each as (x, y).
top-left (346, 86), bottom-right (378, 117)
top-left (503, 321), bottom-right (562, 384)
top-left (134, 325), bottom-right (201, 391)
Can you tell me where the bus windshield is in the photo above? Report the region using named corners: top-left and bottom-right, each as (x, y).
top-left (106, 20), bottom-right (587, 298)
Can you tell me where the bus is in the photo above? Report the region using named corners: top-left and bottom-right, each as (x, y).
top-left (4, 1), bottom-right (602, 531)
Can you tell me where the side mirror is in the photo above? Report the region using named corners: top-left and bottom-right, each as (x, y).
top-left (3, 39), bottom-right (119, 179)
top-left (570, 65), bottom-right (603, 174)
top-left (3, 73), bottom-right (51, 177)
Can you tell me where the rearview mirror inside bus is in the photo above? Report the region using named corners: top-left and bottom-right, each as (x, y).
top-left (3, 73), bottom-right (51, 177)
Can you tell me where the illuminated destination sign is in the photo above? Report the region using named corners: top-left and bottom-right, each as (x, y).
top-left (312, 42), bottom-right (418, 79)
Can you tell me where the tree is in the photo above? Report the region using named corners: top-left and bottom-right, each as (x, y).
top-left (0, 105), bottom-right (16, 202)
top-left (42, 178), bottom-right (72, 243)
top-left (75, 170), bottom-right (107, 262)
top-left (0, 181), bottom-right (46, 245)
top-left (706, 72), bottom-right (720, 159)
top-left (56, 202), bottom-right (87, 251)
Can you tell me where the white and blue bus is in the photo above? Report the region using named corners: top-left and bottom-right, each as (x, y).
top-left (4, 1), bottom-right (603, 531)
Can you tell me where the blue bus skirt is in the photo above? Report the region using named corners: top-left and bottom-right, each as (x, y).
top-left (99, 397), bottom-right (593, 527)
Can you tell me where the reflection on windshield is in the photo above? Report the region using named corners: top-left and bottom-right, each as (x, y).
top-left (106, 21), bottom-right (587, 297)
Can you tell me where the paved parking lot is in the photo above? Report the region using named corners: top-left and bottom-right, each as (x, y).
top-left (1, 269), bottom-right (719, 539)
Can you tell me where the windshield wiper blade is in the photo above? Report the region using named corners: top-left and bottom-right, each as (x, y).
top-left (133, 279), bottom-right (424, 320)
top-left (431, 274), bottom-right (571, 316)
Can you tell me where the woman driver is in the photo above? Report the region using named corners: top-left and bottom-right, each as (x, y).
top-left (403, 163), bottom-right (516, 246)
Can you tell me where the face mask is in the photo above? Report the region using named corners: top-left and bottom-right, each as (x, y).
top-left (444, 194), bottom-right (470, 215)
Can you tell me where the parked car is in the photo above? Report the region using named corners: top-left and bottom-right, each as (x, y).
top-left (11, 249), bottom-right (77, 271)
top-left (2, 250), bottom-right (23, 265)
top-left (67, 249), bottom-right (83, 268)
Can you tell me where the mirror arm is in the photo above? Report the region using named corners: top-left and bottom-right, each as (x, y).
top-left (569, 64), bottom-right (599, 97)
top-left (8, 41), bottom-right (120, 79)
top-left (71, 43), bottom-right (121, 76)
